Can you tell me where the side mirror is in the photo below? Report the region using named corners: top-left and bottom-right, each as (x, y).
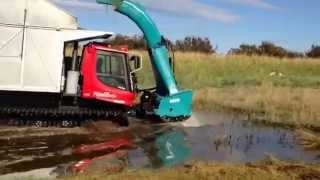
top-left (129, 55), bottom-right (142, 73)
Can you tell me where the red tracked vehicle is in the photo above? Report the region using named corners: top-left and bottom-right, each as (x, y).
top-left (0, 0), bottom-right (144, 126)
top-left (0, 0), bottom-right (192, 126)
top-left (0, 39), bottom-right (142, 126)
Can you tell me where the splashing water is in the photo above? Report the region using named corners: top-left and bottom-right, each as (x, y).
top-left (181, 113), bottom-right (201, 128)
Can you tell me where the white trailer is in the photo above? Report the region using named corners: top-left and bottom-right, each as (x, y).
top-left (0, 0), bottom-right (113, 93)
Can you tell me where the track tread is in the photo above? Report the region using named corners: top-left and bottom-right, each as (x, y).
top-left (0, 106), bottom-right (129, 127)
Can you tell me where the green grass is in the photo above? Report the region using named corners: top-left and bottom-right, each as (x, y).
top-left (134, 51), bottom-right (320, 89)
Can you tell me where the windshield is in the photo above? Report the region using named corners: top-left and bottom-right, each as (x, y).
top-left (96, 51), bottom-right (128, 90)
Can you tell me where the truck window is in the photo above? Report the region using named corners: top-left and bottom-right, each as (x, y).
top-left (96, 52), bottom-right (127, 90)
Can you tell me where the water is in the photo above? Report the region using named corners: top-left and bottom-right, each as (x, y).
top-left (0, 112), bottom-right (319, 178)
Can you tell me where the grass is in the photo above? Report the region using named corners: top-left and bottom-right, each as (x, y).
top-left (64, 159), bottom-right (320, 180)
top-left (134, 51), bottom-right (320, 89)
top-left (193, 86), bottom-right (320, 129)
top-left (133, 51), bottom-right (320, 129)
top-left (296, 130), bottom-right (320, 150)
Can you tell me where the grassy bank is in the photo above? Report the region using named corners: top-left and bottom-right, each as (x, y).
top-left (134, 51), bottom-right (320, 128)
top-left (65, 159), bottom-right (320, 180)
top-left (193, 87), bottom-right (320, 129)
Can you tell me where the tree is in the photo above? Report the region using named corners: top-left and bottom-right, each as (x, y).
top-left (259, 41), bottom-right (286, 57)
top-left (228, 42), bottom-right (303, 58)
top-left (307, 45), bottom-right (320, 58)
top-left (107, 34), bottom-right (215, 54)
top-left (106, 34), bottom-right (147, 49)
top-left (174, 36), bottom-right (215, 53)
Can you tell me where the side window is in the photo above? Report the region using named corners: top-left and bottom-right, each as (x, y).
top-left (110, 55), bottom-right (125, 76)
top-left (96, 52), bottom-right (127, 90)
top-left (97, 54), bottom-right (110, 74)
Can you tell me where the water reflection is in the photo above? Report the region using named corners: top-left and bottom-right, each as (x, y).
top-left (132, 127), bottom-right (190, 168)
top-left (0, 112), bottom-right (320, 177)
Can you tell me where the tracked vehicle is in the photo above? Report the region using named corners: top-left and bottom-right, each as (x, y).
top-left (0, 0), bottom-right (193, 126)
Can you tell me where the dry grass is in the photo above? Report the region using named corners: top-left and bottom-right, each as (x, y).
top-left (296, 130), bottom-right (320, 150)
top-left (193, 86), bottom-right (320, 129)
top-left (64, 160), bottom-right (320, 180)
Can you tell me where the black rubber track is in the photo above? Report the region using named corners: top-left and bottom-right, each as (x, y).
top-left (0, 106), bottom-right (129, 127)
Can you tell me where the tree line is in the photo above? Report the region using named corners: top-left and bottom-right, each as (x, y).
top-left (106, 34), bottom-right (320, 58)
top-left (228, 42), bottom-right (320, 58)
top-left (106, 34), bottom-right (215, 53)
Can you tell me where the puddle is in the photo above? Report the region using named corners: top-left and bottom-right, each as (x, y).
top-left (0, 112), bottom-right (319, 178)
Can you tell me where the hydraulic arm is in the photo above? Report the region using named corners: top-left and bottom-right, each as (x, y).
top-left (97, 0), bottom-right (192, 120)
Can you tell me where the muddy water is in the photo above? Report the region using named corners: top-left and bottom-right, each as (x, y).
top-left (0, 112), bottom-right (319, 178)
top-left (179, 113), bottom-right (318, 163)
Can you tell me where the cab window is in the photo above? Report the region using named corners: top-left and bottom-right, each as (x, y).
top-left (96, 51), bottom-right (128, 90)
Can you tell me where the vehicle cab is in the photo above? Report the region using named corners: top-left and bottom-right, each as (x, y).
top-left (80, 42), bottom-right (142, 107)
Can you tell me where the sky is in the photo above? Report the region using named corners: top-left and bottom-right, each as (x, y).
top-left (50, 0), bottom-right (320, 53)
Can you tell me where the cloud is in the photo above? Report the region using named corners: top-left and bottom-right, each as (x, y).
top-left (49, 0), bottom-right (240, 23)
top-left (135, 0), bottom-right (239, 23)
top-left (225, 0), bottom-right (279, 10)
top-left (50, 0), bottom-right (104, 10)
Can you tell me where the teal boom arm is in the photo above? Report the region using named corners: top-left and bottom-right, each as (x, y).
top-left (97, 0), bottom-right (192, 119)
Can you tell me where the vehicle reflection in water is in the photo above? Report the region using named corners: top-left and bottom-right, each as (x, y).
top-left (129, 127), bottom-right (190, 168)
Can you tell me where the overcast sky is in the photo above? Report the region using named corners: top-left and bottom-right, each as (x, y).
top-left (50, 0), bottom-right (320, 53)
